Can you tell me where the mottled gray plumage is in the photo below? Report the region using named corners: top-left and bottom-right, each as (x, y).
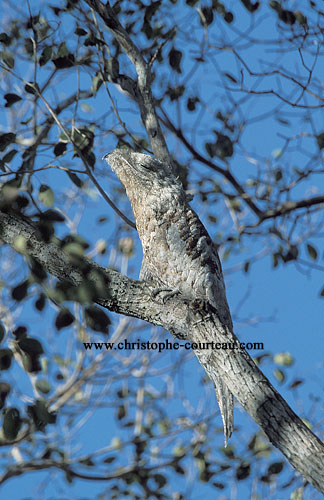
top-left (105, 148), bottom-right (234, 445)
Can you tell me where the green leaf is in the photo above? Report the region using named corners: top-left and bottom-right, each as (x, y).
top-left (243, 261), bottom-right (250, 273)
top-left (12, 325), bottom-right (27, 340)
top-left (267, 461), bottom-right (284, 475)
top-left (289, 379), bottom-right (303, 389)
top-left (39, 46), bottom-right (52, 66)
top-left (4, 93), bottom-right (22, 107)
top-left (306, 243), bottom-right (318, 261)
top-left (57, 42), bottom-right (68, 58)
top-left (0, 132), bottom-right (16, 152)
top-left (55, 309), bottom-right (75, 330)
top-left (36, 379), bottom-right (51, 394)
top-left (67, 171), bottom-right (84, 188)
top-left (166, 85), bottom-right (185, 101)
top-left (38, 184), bottom-right (54, 207)
top-left (0, 33), bottom-right (11, 46)
top-left (35, 293), bottom-right (46, 311)
top-left (11, 280), bottom-right (29, 301)
top-left (27, 400), bottom-right (56, 430)
top-left (269, 1), bottom-right (281, 12)
top-left (75, 27), bottom-right (87, 36)
top-left (54, 142), bottom-right (67, 156)
top-left (274, 352), bottom-right (294, 366)
top-left (1, 51), bottom-right (14, 68)
top-left (279, 9), bottom-right (296, 25)
top-left (85, 306), bottom-right (110, 334)
top-left (3, 408), bottom-right (22, 440)
top-left (18, 337), bottom-right (44, 356)
top-left (0, 349), bottom-right (13, 370)
top-left (0, 382), bottom-right (10, 409)
top-left (274, 368), bottom-right (285, 383)
top-left (24, 82), bottom-right (40, 95)
top-left (2, 149), bottom-right (18, 162)
top-left (168, 48), bottom-right (182, 73)
top-left (38, 209), bottom-right (65, 222)
top-left (236, 462), bottom-right (250, 480)
top-left (0, 321), bottom-right (5, 343)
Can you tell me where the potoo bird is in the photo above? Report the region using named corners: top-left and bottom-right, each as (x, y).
top-left (105, 148), bottom-right (234, 445)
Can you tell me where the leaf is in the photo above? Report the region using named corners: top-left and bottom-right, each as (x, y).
top-left (267, 461), bottom-right (284, 475)
top-left (236, 462), bottom-right (250, 480)
top-left (27, 400), bottom-right (56, 430)
top-left (274, 352), bottom-right (294, 366)
top-left (24, 82), bottom-right (40, 95)
top-left (269, 1), bottom-right (281, 11)
top-left (274, 168), bottom-right (282, 182)
top-left (36, 379), bottom-right (51, 394)
top-left (0, 132), bottom-right (16, 152)
top-left (12, 326), bottom-right (27, 340)
top-left (75, 27), bottom-right (87, 36)
top-left (38, 209), bottom-right (65, 222)
top-left (39, 46), bottom-right (52, 66)
top-left (200, 6), bottom-right (214, 25)
top-left (11, 280), bottom-right (29, 301)
top-left (240, 0), bottom-right (260, 13)
top-left (38, 184), bottom-right (54, 207)
top-left (35, 293), bottom-right (46, 311)
top-left (0, 33), bottom-right (11, 46)
top-left (1, 51), bottom-right (14, 68)
top-left (274, 368), bottom-right (285, 383)
top-left (214, 133), bottom-right (234, 158)
top-left (53, 44), bottom-right (75, 69)
top-left (18, 337), bottom-right (44, 356)
top-left (187, 96), bottom-right (199, 111)
top-left (2, 149), bottom-right (18, 164)
top-left (53, 142), bottom-right (67, 156)
top-left (166, 85), bottom-right (185, 101)
top-left (306, 243), bottom-right (317, 261)
top-left (279, 10), bottom-right (296, 25)
top-left (4, 93), bottom-right (22, 107)
top-left (224, 11), bottom-right (234, 23)
top-left (289, 379), bottom-right (303, 389)
top-left (0, 382), bottom-right (10, 409)
top-left (85, 305), bottom-right (110, 334)
top-left (243, 261), bottom-right (250, 273)
top-left (0, 349), bottom-right (13, 370)
top-left (55, 309), bottom-right (75, 330)
top-left (67, 171), bottom-right (84, 188)
top-left (3, 408), bottom-right (22, 440)
top-left (0, 321), bottom-right (5, 343)
top-left (168, 48), bottom-right (182, 73)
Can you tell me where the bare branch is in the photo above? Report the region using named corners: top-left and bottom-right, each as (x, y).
top-left (83, 0), bottom-right (171, 163)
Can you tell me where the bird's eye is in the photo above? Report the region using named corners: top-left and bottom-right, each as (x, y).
top-left (140, 163), bottom-right (152, 170)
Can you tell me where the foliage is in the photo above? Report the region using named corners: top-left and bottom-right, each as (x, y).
top-left (0, 0), bottom-right (323, 498)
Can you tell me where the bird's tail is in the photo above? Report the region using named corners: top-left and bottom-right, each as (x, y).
top-left (213, 375), bottom-right (234, 447)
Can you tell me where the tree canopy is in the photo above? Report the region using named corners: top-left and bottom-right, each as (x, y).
top-left (0, 0), bottom-right (323, 498)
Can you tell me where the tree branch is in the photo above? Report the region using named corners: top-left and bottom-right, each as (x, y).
top-left (83, 0), bottom-right (171, 164)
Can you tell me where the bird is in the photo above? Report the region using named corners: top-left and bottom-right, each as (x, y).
top-left (105, 148), bottom-right (234, 445)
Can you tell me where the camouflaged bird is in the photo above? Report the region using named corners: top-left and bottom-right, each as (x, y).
top-left (105, 148), bottom-right (234, 445)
